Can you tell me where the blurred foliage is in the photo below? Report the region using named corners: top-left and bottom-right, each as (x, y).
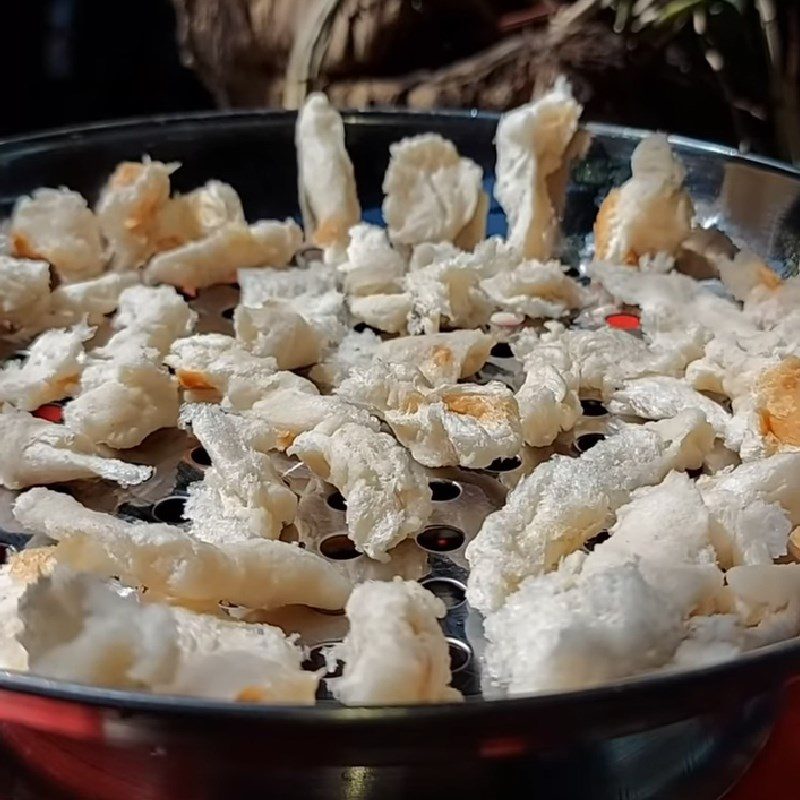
top-left (603, 0), bottom-right (799, 162)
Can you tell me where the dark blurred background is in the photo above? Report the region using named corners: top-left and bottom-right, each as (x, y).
top-left (2, 0), bottom-right (213, 137)
top-left (3, 1), bottom-right (798, 164)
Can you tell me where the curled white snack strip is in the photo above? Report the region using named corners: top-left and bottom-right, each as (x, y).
top-left (10, 188), bottom-right (106, 282)
top-left (594, 134), bottom-right (693, 264)
top-left (97, 159), bottom-right (176, 269)
top-left (466, 411), bottom-right (715, 612)
top-left (0, 322), bottom-right (93, 411)
top-left (238, 261), bottom-right (338, 307)
top-left (0, 549), bottom-right (56, 670)
top-left (13, 489), bottom-right (351, 611)
top-left (296, 94), bottom-right (360, 250)
top-left (494, 78), bottom-right (582, 260)
top-left (0, 256), bottom-right (51, 336)
top-left (19, 568), bottom-right (179, 688)
top-left (383, 134), bottom-right (485, 248)
top-left (0, 407), bottom-right (153, 489)
top-left (289, 417), bottom-right (432, 561)
top-left (331, 580), bottom-right (461, 704)
top-left (181, 404), bottom-right (297, 542)
top-left (145, 220), bottom-right (302, 288)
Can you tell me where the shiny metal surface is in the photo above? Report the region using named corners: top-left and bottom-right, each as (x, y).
top-left (0, 111), bottom-right (799, 798)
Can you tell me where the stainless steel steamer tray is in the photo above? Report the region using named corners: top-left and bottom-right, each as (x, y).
top-left (0, 112), bottom-right (799, 800)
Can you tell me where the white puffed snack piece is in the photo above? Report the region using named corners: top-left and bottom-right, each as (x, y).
top-left (338, 360), bottom-right (522, 468)
top-left (494, 78), bottom-right (582, 261)
top-left (331, 580), bottom-right (461, 705)
top-left (289, 417), bottom-right (432, 561)
top-left (515, 357), bottom-right (581, 447)
top-left (348, 293), bottom-right (412, 335)
top-left (338, 224), bottom-right (406, 296)
top-left (166, 620), bottom-right (316, 704)
top-left (375, 329), bottom-right (492, 386)
top-left (96, 159), bottom-right (176, 269)
top-left (0, 256), bottom-right (51, 336)
top-left (296, 93), bottom-right (360, 250)
top-left (405, 254), bottom-right (491, 334)
top-left (697, 453), bottom-right (800, 567)
top-left (19, 568), bottom-right (179, 689)
top-left (581, 471), bottom-right (723, 611)
top-left (63, 359), bottom-right (179, 449)
top-left (676, 565), bottom-right (800, 668)
top-left (19, 570), bottom-right (318, 703)
top-left (0, 322), bottom-right (93, 411)
top-left (483, 562), bottom-right (684, 694)
top-left (609, 376), bottom-right (733, 440)
top-left (382, 134), bottom-right (486, 249)
top-left (10, 188), bottom-right (106, 282)
top-left (466, 411), bottom-right (715, 612)
top-left (145, 219), bottom-right (303, 288)
top-left (13, 488), bottom-right (351, 611)
top-left (228, 370), bottom-right (375, 451)
top-left (181, 404), bottom-right (297, 543)
top-left (733, 358), bottom-right (800, 460)
top-left (47, 272), bottom-right (139, 326)
top-left (238, 261), bottom-right (338, 306)
top-left (515, 322), bottom-right (690, 399)
top-left (234, 301), bottom-right (325, 370)
top-left (166, 334), bottom-right (277, 403)
top-left (98, 284), bottom-right (196, 361)
top-left (0, 548), bottom-right (56, 670)
top-left (0, 407), bottom-right (153, 489)
top-left (715, 250), bottom-right (782, 304)
top-left (594, 134), bottom-right (694, 264)
top-left (481, 259), bottom-right (584, 319)
top-left (156, 180), bottom-right (246, 249)
top-left (308, 327), bottom-right (382, 390)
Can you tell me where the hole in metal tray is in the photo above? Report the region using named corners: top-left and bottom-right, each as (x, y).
top-left (190, 446), bottom-right (211, 467)
top-left (319, 534), bottom-right (360, 560)
top-left (326, 491), bottom-right (347, 511)
top-left (446, 638), bottom-right (471, 673)
top-left (428, 480), bottom-right (462, 502)
top-left (416, 526), bottom-right (465, 553)
top-left (419, 576), bottom-right (467, 609)
top-left (152, 496), bottom-right (188, 524)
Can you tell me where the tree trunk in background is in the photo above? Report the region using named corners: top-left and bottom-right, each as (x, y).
top-left (170, 0), bottom-right (780, 155)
